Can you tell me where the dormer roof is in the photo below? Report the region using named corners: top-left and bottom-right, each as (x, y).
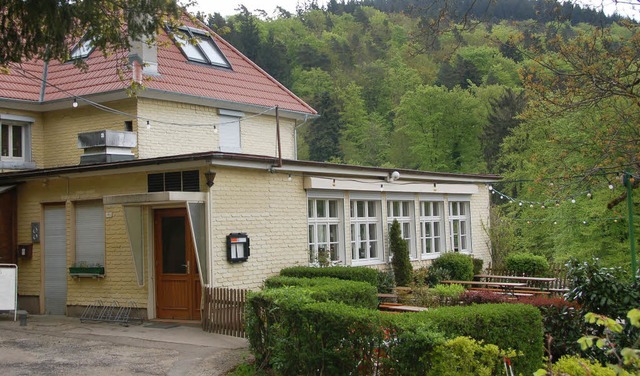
top-left (0, 16), bottom-right (316, 116)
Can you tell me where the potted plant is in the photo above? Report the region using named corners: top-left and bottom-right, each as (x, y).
top-left (69, 261), bottom-right (105, 276)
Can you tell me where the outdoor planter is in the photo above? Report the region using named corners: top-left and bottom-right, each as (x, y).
top-left (69, 266), bottom-right (105, 278)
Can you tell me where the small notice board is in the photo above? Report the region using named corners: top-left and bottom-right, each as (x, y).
top-left (0, 264), bottom-right (18, 321)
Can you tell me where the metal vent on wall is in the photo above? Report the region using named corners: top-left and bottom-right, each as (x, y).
top-left (148, 170), bottom-right (200, 192)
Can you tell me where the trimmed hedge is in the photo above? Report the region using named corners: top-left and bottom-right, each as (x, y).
top-left (430, 252), bottom-right (474, 281)
top-left (504, 252), bottom-right (550, 276)
top-left (418, 303), bottom-right (544, 375)
top-left (263, 276), bottom-right (378, 309)
top-left (246, 284), bottom-right (544, 376)
top-left (279, 266), bottom-right (379, 288)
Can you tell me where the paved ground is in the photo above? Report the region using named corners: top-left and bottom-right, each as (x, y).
top-left (0, 314), bottom-right (250, 376)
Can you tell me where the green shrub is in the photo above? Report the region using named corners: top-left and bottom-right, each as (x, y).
top-left (390, 219), bottom-right (412, 286)
top-left (430, 252), bottom-right (474, 281)
top-left (279, 265), bottom-right (378, 287)
top-left (410, 284), bottom-right (465, 307)
top-left (541, 355), bottom-right (617, 376)
top-left (472, 258), bottom-right (484, 275)
top-left (423, 265), bottom-right (452, 287)
top-left (504, 252), bottom-right (550, 276)
top-left (263, 276), bottom-right (378, 309)
top-left (419, 303), bottom-right (544, 375)
top-left (427, 336), bottom-right (502, 376)
top-left (377, 268), bottom-right (395, 293)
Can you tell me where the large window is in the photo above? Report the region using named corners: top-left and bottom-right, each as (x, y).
top-left (449, 201), bottom-right (471, 253)
top-left (420, 201), bottom-right (444, 256)
top-left (173, 27), bottom-right (231, 68)
top-left (75, 201), bottom-right (105, 266)
top-left (387, 200), bottom-right (415, 259)
top-left (308, 199), bottom-right (342, 264)
top-left (350, 200), bottom-right (382, 262)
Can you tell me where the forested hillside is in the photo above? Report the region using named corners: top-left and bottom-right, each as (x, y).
top-left (199, 0), bottom-right (639, 268)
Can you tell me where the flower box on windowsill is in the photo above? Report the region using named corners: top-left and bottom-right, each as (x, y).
top-left (69, 266), bottom-right (105, 278)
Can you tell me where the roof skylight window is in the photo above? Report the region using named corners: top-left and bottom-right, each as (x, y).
top-left (174, 27), bottom-right (231, 68)
top-left (70, 39), bottom-right (94, 59)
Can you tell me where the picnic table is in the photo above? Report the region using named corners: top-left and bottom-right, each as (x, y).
top-left (378, 303), bottom-right (429, 312)
top-left (441, 280), bottom-right (532, 296)
top-left (473, 274), bottom-right (564, 294)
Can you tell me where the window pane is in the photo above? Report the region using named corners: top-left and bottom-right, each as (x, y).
top-left (318, 224), bottom-right (327, 243)
top-left (308, 200), bottom-right (314, 218)
top-left (370, 242), bottom-right (377, 258)
top-left (433, 203), bottom-right (439, 216)
top-left (451, 202), bottom-right (459, 216)
top-left (308, 225), bottom-right (314, 244)
top-left (357, 201), bottom-right (365, 217)
top-left (12, 125), bottom-right (21, 157)
top-left (402, 223), bottom-right (410, 239)
top-left (392, 201), bottom-right (400, 216)
top-left (329, 200), bottom-right (337, 218)
top-left (350, 201), bottom-right (356, 217)
top-left (402, 202), bottom-right (410, 216)
top-left (330, 244), bottom-right (338, 261)
top-left (369, 223), bottom-right (377, 240)
top-left (459, 203), bottom-right (466, 215)
top-left (368, 201), bottom-right (376, 217)
top-left (329, 225), bottom-right (338, 242)
top-left (1, 124), bottom-right (7, 156)
top-left (360, 224), bottom-right (367, 240)
top-left (359, 242), bottom-right (366, 258)
top-left (175, 31), bottom-right (207, 62)
top-left (198, 37), bottom-right (228, 66)
top-left (434, 222), bottom-right (440, 237)
top-left (317, 200), bottom-right (326, 218)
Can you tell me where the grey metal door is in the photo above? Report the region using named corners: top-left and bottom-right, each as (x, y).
top-left (44, 206), bottom-right (66, 314)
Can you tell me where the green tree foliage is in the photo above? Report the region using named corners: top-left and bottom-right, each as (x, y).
top-left (390, 219), bottom-right (412, 286)
top-left (0, 0), bottom-right (181, 66)
top-left (394, 85), bottom-right (486, 172)
top-left (305, 92), bottom-right (343, 161)
top-left (481, 88), bottom-right (526, 173)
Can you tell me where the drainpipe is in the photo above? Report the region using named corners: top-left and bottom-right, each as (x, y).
top-left (275, 106), bottom-right (282, 167)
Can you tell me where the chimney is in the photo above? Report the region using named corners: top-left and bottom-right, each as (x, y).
top-left (77, 130), bottom-right (137, 165)
top-left (129, 36), bottom-right (159, 76)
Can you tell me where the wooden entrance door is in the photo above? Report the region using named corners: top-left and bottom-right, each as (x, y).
top-left (154, 208), bottom-right (201, 320)
top-left (0, 187), bottom-right (17, 264)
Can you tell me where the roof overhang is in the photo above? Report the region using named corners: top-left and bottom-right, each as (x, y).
top-left (0, 151), bottom-right (501, 186)
top-left (104, 191), bottom-right (206, 206)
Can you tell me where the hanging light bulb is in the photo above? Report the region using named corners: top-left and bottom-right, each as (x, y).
top-left (519, 202), bottom-right (523, 206)
top-left (609, 183), bottom-right (614, 190)
top-left (488, 185), bottom-right (494, 191)
top-left (571, 198), bottom-right (576, 204)
top-left (72, 98), bottom-right (78, 108)
top-left (146, 120), bottom-right (150, 129)
top-left (553, 221), bottom-right (558, 225)
top-left (586, 191), bottom-right (592, 199)
top-left (287, 174), bottom-right (292, 182)
top-left (529, 204), bottom-right (534, 208)
top-left (541, 204), bottom-right (546, 209)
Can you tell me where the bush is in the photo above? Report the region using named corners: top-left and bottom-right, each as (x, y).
top-left (419, 303), bottom-right (544, 375)
top-left (519, 295), bottom-right (585, 361)
top-left (427, 336), bottom-right (503, 376)
top-left (263, 276), bottom-right (378, 309)
top-left (472, 258), bottom-right (484, 275)
top-left (411, 284), bottom-right (465, 308)
top-left (390, 219), bottom-right (412, 286)
top-left (423, 265), bottom-right (452, 287)
top-left (504, 252), bottom-right (550, 276)
top-left (541, 355), bottom-right (617, 376)
top-left (377, 268), bottom-right (395, 293)
top-left (279, 265), bottom-right (379, 288)
top-left (430, 252), bottom-right (474, 281)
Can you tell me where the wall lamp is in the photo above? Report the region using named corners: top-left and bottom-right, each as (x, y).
top-left (204, 170), bottom-right (216, 188)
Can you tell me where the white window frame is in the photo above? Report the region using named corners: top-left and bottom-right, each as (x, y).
top-left (387, 200), bottom-right (416, 259)
top-left (420, 200), bottom-right (445, 258)
top-left (307, 198), bottom-right (343, 265)
top-left (350, 200), bottom-right (383, 264)
top-left (1, 122), bottom-right (25, 162)
top-left (70, 39), bottom-right (94, 59)
top-left (449, 200), bottom-right (472, 254)
top-left (74, 201), bottom-right (105, 266)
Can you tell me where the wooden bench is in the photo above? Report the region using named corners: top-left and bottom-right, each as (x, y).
top-left (379, 303), bottom-right (428, 312)
top-left (377, 293), bottom-right (398, 303)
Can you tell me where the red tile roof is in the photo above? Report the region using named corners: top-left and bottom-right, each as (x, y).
top-left (0, 18), bottom-right (316, 115)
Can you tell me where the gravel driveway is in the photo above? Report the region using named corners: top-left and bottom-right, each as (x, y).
top-left (0, 314), bottom-right (250, 376)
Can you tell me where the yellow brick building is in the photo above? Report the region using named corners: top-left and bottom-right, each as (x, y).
top-left (0, 16), bottom-right (500, 321)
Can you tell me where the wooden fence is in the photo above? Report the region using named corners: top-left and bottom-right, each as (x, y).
top-left (202, 287), bottom-right (248, 338)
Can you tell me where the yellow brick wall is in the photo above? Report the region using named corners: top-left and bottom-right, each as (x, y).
top-left (137, 98), bottom-right (297, 160)
top-left (42, 100), bottom-right (137, 168)
top-left (15, 173), bottom-right (149, 310)
top-left (211, 167), bottom-right (308, 289)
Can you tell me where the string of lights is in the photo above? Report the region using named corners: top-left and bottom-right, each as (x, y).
top-left (10, 63), bottom-right (278, 128)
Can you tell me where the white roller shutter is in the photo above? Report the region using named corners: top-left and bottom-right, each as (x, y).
top-left (44, 206), bottom-right (67, 315)
top-left (75, 201), bottom-right (105, 266)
